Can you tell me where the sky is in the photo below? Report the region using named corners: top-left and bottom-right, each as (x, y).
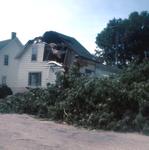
top-left (0, 0), bottom-right (149, 53)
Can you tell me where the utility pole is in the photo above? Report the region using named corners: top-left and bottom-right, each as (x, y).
top-left (110, 25), bottom-right (119, 65)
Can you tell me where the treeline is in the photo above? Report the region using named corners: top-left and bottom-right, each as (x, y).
top-left (0, 61), bottom-right (149, 134)
top-left (96, 11), bottom-right (149, 66)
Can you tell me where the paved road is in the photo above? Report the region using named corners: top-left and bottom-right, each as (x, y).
top-left (0, 114), bottom-right (149, 150)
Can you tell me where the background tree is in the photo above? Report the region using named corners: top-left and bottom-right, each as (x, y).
top-left (96, 11), bottom-right (149, 66)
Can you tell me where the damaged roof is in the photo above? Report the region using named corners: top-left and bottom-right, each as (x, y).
top-left (43, 31), bottom-right (95, 61)
top-left (16, 31), bottom-right (95, 61)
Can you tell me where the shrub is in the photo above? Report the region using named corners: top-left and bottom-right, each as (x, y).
top-left (0, 85), bottom-right (13, 98)
top-left (0, 61), bottom-right (149, 133)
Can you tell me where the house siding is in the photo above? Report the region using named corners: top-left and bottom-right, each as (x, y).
top-left (17, 43), bottom-right (56, 93)
top-left (64, 50), bottom-right (96, 74)
top-left (0, 39), bottom-right (22, 90)
top-left (78, 59), bottom-right (96, 75)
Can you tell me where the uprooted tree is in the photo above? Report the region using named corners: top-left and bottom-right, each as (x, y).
top-left (95, 11), bottom-right (149, 66)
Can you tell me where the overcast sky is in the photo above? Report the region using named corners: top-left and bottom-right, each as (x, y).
top-left (0, 0), bottom-right (149, 53)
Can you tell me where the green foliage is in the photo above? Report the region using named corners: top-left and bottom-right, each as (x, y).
top-left (0, 85), bottom-right (13, 98)
top-left (0, 62), bottom-right (149, 133)
top-left (0, 86), bottom-right (60, 117)
top-left (96, 11), bottom-right (149, 66)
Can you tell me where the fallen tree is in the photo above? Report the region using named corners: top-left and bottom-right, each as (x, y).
top-left (0, 60), bottom-right (149, 134)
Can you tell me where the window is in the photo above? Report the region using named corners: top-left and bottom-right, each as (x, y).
top-left (85, 69), bottom-right (94, 75)
top-left (144, 50), bottom-right (149, 58)
top-left (28, 72), bottom-right (41, 86)
top-left (2, 76), bottom-right (7, 85)
top-left (4, 55), bottom-right (9, 65)
top-left (31, 46), bottom-right (37, 61)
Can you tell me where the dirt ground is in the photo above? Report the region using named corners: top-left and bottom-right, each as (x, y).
top-left (0, 114), bottom-right (148, 150)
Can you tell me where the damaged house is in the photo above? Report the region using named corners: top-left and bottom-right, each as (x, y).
top-left (13, 31), bottom-right (97, 93)
top-left (0, 31), bottom-right (117, 93)
top-left (42, 31), bottom-right (97, 73)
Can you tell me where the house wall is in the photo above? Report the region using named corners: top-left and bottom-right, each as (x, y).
top-left (0, 38), bottom-right (23, 91)
top-left (95, 68), bottom-right (111, 77)
top-left (80, 64), bottom-right (96, 73)
top-left (95, 64), bottom-right (118, 77)
top-left (79, 60), bottom-right (117, 77)
top-left (17, 42), bottom-right (57, 93)
top-left (64, 50), bottom-right (96, 75)
top-left (64, 49), bottom-right (115, 77)
top-left (79, 59), bottom-right (96, 75)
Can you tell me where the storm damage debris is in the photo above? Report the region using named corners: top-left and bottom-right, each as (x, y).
top-left (48, 61), bottom-right (63, 67)
top-left (32, 31), bottom-right (95, 72)
top-left (42, 31), bottom-right (95, 68)
top-left (43, 42), bottom-right (68, 64)
top-left (48, 61), bottom-right (64, 73)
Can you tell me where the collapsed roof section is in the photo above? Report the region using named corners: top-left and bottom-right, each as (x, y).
top-left (42, 31), bottom-right (95, 62)
top-left (43, 42), bottom-right (67, 64)
top-left (16, 31), bottom-right (96, 66)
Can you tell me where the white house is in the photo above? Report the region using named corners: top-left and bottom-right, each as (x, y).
top-left (0, 31), bottom-right (118, 93)
top-left (14, 31), bottom-right (97, 93)
top-left (0, 33), bottom-right (23, 93)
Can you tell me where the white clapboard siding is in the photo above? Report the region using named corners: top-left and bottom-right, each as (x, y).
top-left (0, 38), bottom-right (23, 89)
top-left (17, 42), bottom-right (56, 90)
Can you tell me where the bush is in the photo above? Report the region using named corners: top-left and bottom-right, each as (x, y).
top-left (0, 85), bottom-right (13, 98)
top-left (0, 61), bottom-right (149, 133)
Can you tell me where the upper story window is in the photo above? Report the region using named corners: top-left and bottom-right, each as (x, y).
top-left (4, 55), bottom-right (9, 65)
top-left (31, 46), bottom-right (37, 61)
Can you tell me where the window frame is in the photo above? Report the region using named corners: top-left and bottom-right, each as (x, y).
top-left (4, 55), bottom-right (9, 66)
top-left (28, 72), bottom-right (42, 87)
top-left (31, 45), bottom-right (38, 61)
top-left (85, 69), bottom-right (95, 75)
top-left (1, 76), bottom-right (7, 85)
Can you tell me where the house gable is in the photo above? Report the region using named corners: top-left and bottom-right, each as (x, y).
top-left (0, 35), bottom-right (23, 89)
